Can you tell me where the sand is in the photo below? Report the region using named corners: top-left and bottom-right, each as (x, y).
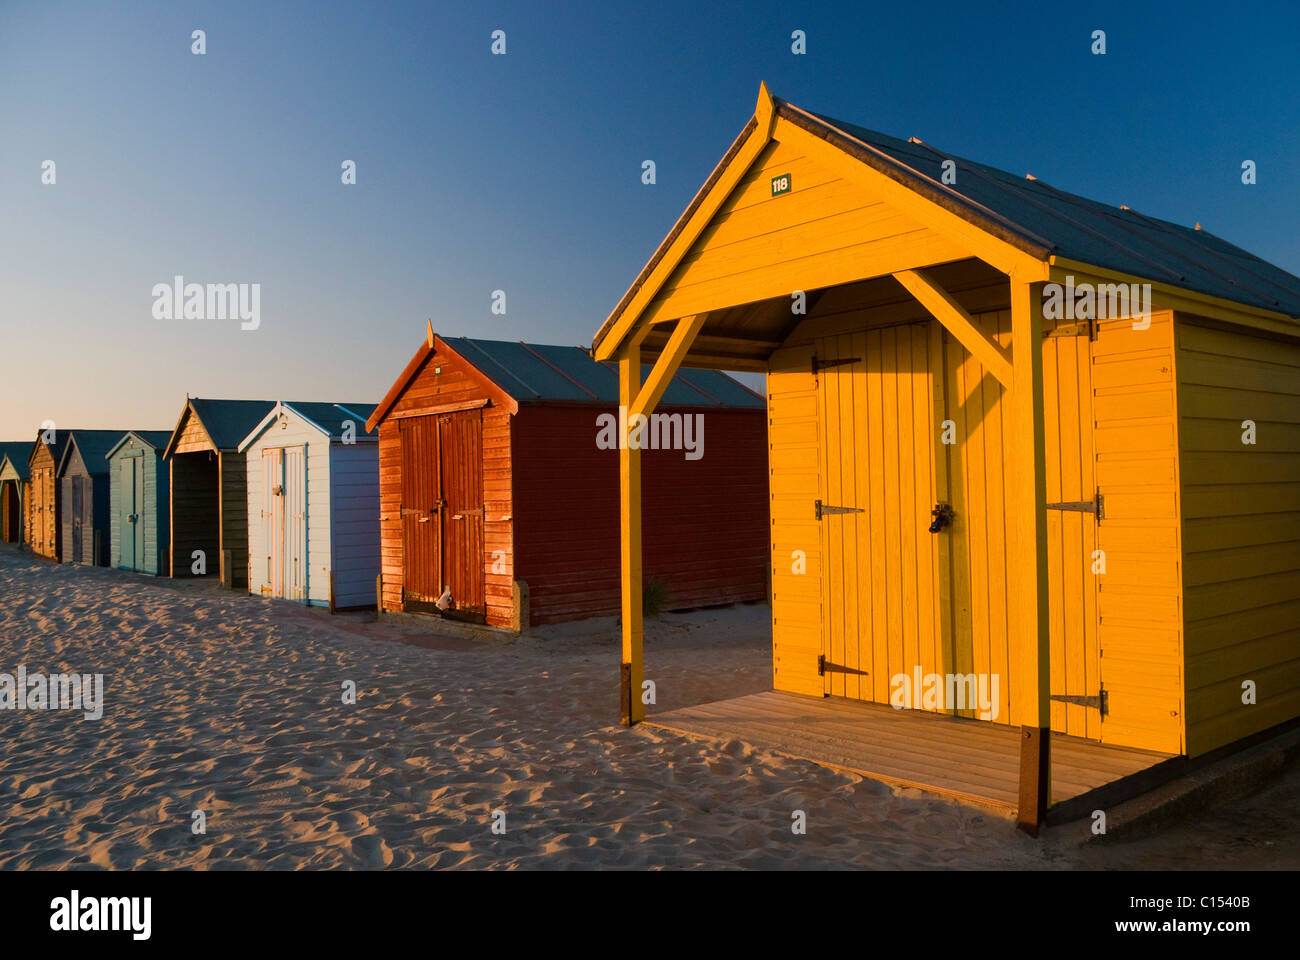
top-left (0, 545), bottom-right (1294, 870)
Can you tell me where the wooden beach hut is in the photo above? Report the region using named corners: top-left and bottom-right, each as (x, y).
top-left (0, 443), bottom-right (31, 544)
top-left (26, 431), bottom-right (71, 561)
top-left (106, 431), bottom-right (174, 575)
top-left (237, 401), bottom-right (379, 609)
top-left (58, 430), bottom-right (136, 565)
top-left (592, 86), bottom-right (1300, 831)
top-left (365, 330), bottom-right (768, 628)
top-left (161, 399), bottom-right (276, 586)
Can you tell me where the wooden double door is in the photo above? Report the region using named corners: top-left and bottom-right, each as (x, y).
top-left (399, 409), bottom-right (485, 621)
top-left (815, 318), bottom-right (1103, 739)
top-left (261, 446), bottom-right (307, 600)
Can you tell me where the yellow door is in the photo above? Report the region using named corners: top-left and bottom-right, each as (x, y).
top-left (814, 314), bottom-right (1102, 738)
top-left (942, 312), bottom-right (1102, 738)
top-left (816, 322), bottom-right (948, 707)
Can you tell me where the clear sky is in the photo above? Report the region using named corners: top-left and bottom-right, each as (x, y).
top-left (2, 0), bottom-right (1297, 439)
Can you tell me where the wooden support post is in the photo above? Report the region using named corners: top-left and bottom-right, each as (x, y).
top-left (619, 336), bottom-right (645, 725)
top-left (1010, 273), bottom-right (1051, 835)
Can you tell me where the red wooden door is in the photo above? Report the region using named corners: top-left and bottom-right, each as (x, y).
top-left (438, 409), bottom-right (485, 620)
top-left (399, 416), bottom-right (442, 608)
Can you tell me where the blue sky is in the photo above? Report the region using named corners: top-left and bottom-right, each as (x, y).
top-left (2, 0), bottom-right (1297, 438)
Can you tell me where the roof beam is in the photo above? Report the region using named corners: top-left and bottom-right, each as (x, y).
top-left (894, 269), bottom-right (1014, 387)
top-left (630, 315), bottom-right (708, 421)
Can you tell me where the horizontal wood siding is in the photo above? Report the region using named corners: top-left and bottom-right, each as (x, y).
top-left (482, 407), bottom-right (513, 627)
top-left (513, 405), bottom-right (768, 624)
top-left (219, 451), bottom-right (250, 588)
top-left (329, 442), bottom-right (381, 609)
top-left (1177, 317), bottom-right (1300, 756)
top-left (644, 137), bottom-right (968, 325)
top-left (1092, 310), bottom-right (1185, 754)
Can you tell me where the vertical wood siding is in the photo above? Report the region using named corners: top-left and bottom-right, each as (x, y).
top-left (329, 442), bottom-right (381, 609)
top-left (376, 343), bottom-right (515, 626)
top-left (1177, 317), bottom-right (1300, 755)
top-left (767, 344), bottom-right (824, 696)
top-left (27, 444), bottom-right (59, 560)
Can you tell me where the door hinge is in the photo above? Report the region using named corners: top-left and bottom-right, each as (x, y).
top-left (1050, 687), bottom-right (1108, 716)
top-left (811, 355), bottom-right (861, 375)
top-left (1043, 319), bottom-right (1097, 341)
top-left (815, 499), bottom-right (865, 520)
top-left (817, 654), bottom-right (826, 676)
top-left (1046, 489), bottom-right (1104, 521)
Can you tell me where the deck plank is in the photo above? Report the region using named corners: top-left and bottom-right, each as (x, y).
top-left (646, 690), bottom-right (1173, 813)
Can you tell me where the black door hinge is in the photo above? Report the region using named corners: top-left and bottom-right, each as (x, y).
top-left (815, 499), bottom-right (865, 520)
top-left (811, 355), bottom-right (861, 375)
top-left (1050, 687), bottom-right (1108, 716)
top-left (817, 654), bottom-right (826, 676)
top-left (1046, 489), bottom-right (1104, 521)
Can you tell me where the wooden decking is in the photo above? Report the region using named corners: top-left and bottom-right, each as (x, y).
top-left (646, 691), bottom-right (1177, 820)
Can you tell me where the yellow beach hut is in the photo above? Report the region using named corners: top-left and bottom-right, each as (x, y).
top-left (593, 86), bottom-right (1300, 832)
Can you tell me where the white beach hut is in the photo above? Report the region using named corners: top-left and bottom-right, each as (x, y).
top-left (238, 401), bottom-right (379, 610)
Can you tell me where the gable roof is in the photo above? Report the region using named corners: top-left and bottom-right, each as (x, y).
top-left (104, 430), bottom-right (175, 460)
top-left (593, 87), bottom-right (1300, 357)
top-left (162, 398), bottom-right (277, 458)
top-left (29, 430), bottom-right (70, 470)
top-left (237, 401), bottom-right (379, 452)
top-left (810, 109), bottom-right (1300, 319)
top-left (0, 442), bottom-right (32, 481)
top-left (368, 331), bottom-right (764, 431)
top-left (58, 430), bottom-right (139, 477)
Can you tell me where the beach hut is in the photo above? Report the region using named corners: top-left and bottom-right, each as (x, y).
top-left (26, 431), bottom-right (71, 560)
top-left (106, 431), bottom-right (174, 575)
top-left (364, 330), bottom-right (768, 628)
top-left (0, 443), bottom-right (31, 544)
top-left (57, 430), bottom-right (136, 565)
top-left (236, 401), bottom-right (379, 609)
top-left (161, 399), bottom-right (276, 586)
top-left (591, 86), bottom-right (1300, 831)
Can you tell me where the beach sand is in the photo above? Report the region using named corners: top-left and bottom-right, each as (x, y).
top-left (0, 546), bottom-right (1294, 870)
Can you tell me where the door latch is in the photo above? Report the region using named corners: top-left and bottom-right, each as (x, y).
top-left (928, 503), bottom-right (954, 533)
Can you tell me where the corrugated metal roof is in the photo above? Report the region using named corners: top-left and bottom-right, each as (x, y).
top-left (812, 110), bottom-right (1300, 318)
top-left (281, 402), bottom-right (379, 438)
top-left (444, 337), bottom-right (765, 408)
top-left (0, 442), bottom-right (32, 480)
top-left (188, 399), bottom-right (278, 450)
